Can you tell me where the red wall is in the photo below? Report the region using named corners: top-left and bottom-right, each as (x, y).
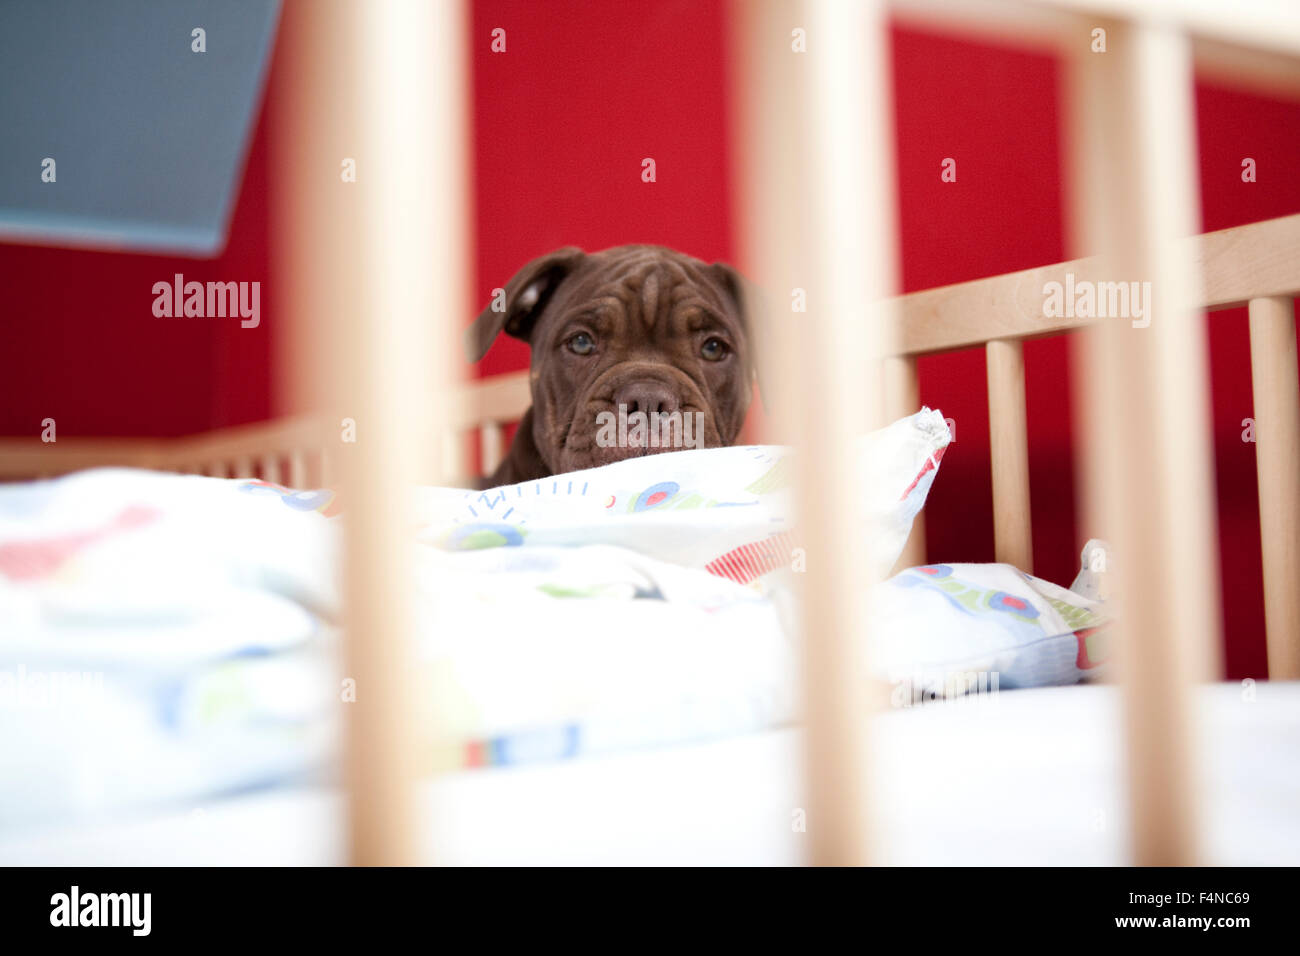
top-left (3, 1), bottom-right (1298, 678)
top-left (0, 83), bottom-right (274, 437)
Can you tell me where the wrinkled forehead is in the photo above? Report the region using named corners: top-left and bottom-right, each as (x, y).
top-left (543, 248), bottom-right (736, 331)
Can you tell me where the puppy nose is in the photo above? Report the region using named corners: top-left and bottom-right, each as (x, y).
top-left (615, 382), bottom-right (679, 417)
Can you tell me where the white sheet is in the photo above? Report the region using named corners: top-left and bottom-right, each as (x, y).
top-left (0, 441), bottom-right (1102, 823)
top-left (4, 682), bottom-right (1297, 866)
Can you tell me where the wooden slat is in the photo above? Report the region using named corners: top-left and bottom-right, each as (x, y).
top-left (337, 0), bottom-right (465, 866)
top-left (1069, 17), bottom-right (1218, 867)
top-left (261, 455), bottom-right (282, 485)
top-left (891, 0), bottom-right (1085, 49)
top-left (288, 451), bottom-right (308, 490)
top-left (0, 415), bottom-right (321, 482)
top-left (987, 0), bottom-right (1300, 58)
top-left (441, 430), bottom-right (467, 486)
top-left (0, 441), bottom-right (157, 478)
top-left (894, 0), bottom-right (1300, 63)
top-left (986, 339), bottom-right (1033, 571)
top-left (450, 371), bottom-right (530, 430)
top-left (1193, 34), bottom-right (1300, 99)
top-left (727, 0), bottom-right (809, 448)
top-left (480, 422), bottom-right (505, 476)
top-left (1193, 214), bottom-right (1300, 312)
top-left (1249, 296), bottom-right (1300, 678)
top-left (736, 0), bottom-right (868, 866)
top-left (884, 355), bottom-right (926, 570)
top-left (795, 0), bottom-right (898, 866)
top-left (272, 0), bottom-right (468, 867)
top-left (179, 418), bottom-right (321, 458)
top-left (897, 214), bottom-right (1300, 356)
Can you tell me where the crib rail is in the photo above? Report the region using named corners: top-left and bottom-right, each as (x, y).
top-left (0, 417), bottom-right (328, 484)
top-left (0, 369), bottom-right (535, 485)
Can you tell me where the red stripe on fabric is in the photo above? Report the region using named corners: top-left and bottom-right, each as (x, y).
top-left (737, 545), bottom-right (759, 579)
top-left (900, 445), bottom-right (947, 501)
top-left (710, 555), bottom-right (739, 582)
top-left (706, 533), bottom-right (796, 585)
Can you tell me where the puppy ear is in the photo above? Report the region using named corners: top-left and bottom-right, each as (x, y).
top-left (709, 261), bottom-right (756, 322)
top-left (709, 261), bottom-right (769, 410)
top-left (465, 247), bottom-right (586, 362)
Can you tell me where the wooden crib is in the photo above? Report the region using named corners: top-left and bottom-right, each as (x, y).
top-left (0, 377), bottom-right (531, 489)
top-left (1, 0), bottom-right (1297, 867)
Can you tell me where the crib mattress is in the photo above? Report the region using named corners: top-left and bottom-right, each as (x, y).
top-left (3, 682), bottom-right (1297, 866)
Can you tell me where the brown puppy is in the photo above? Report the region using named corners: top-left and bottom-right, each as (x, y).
top-left (466, 245), bottom-right (756, 486)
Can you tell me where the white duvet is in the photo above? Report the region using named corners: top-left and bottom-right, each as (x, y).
top-left (0, 409), bottom-right (1108, 825)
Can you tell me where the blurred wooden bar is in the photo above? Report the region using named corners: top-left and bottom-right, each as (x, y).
top-left (986, 339), bottom-right (1033, 572)
top-left (732, 0), bottom-right (900, 866)
top-left (1068, 17), bottom-right (1218, 866)
top-left (287, 450), bottom-right (307, 489)
top-left (480, 422), bottom-right (505, 477)
top-left (1248, 295), bottom-right (1300, 679)
top-left (796, 0), bottom-right (898, 868)
top-left (272, 0), bottom-right (468, 866)
top-left (727, 0), bottom-right (809, 449)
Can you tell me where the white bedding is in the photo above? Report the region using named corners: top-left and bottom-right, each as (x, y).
top-left (4, 683), bottom-right (1297, 866)
top-left (4, 421), bottom-right (1284, 865)
top-left (0, 418), bottom-right (956, 822)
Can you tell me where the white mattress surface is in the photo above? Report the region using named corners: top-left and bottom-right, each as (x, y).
top-left (4, 682), bottom-right (1297, 865)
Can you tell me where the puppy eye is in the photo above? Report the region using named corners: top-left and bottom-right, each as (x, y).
top-left (701, 337), bottom-right (729, 361)
top-left (567, 332), bottom-right (596, 356)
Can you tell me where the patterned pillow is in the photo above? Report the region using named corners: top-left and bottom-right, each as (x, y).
top-left (421, 407), bottom-right (953, 584)
top-left (874, 561), bottom-right (1110, 701)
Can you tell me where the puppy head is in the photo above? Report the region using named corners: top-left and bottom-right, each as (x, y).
top-left (467, 245), bottom-right (756, 474)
